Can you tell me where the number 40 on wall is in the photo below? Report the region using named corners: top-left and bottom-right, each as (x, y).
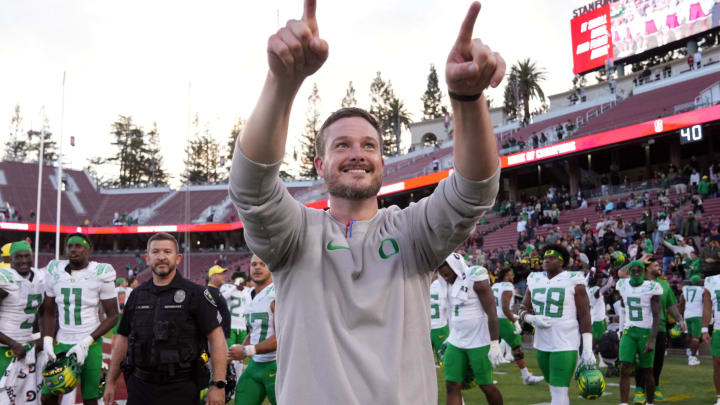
top-left (680, 125), bottom-right (703, 145)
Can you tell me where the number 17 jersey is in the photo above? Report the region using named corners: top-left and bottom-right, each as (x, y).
top-left (245, 283), bottom-right (276, 363)
top-left (526, 271), bottom-right (586, 352)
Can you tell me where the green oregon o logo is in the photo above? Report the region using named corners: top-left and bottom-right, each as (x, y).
top-left (379, 238), bottom-right (399, 259)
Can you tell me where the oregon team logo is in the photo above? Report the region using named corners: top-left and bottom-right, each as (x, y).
top-left (378, 238), bottom-right (399, 259)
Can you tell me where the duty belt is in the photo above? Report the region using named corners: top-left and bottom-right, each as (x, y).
top-left (133, 367), bottom-right (193, 384)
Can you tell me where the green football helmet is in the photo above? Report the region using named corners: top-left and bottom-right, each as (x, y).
top-left (669, 323), bottom-right (684, 339)
top-left (42, 352), bottom-right (81, 396)
top-left (576, 363), bottom-right (606, 400)
top-left (612, 251), bottom-right (626, 268)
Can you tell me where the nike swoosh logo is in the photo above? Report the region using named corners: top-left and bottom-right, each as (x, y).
top-left (327, 241), bottom-right (350, 250)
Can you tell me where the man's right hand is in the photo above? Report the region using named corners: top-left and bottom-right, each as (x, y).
top-left (267, 0), bottom-right (328, 86)
top-left (102, 382), bottom-right (116, 405)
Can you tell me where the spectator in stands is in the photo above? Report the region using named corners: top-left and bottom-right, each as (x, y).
top-left (691, 194), bottom-right (704, 215)
top-left (662, 230), bottom-right (680, 275)
top-left (688, 53), bottom-right (695, 70)
top-left (694, 49), bottom-right (702, 69)
top-left (702, 238), bottom-right (720, 276)
top-left (683, 211), bottom-right (702, 248)
top-left (604, 200), bottom-right (614, 214)
top-left (540, 132), bottom-right (547, 145)
top-left (516, 214), bottom-right (527, 234)
top-left (689, 169), bottom-right (700, 192)
top-left (551, 204), bottom-right (560, 224)
top-left (698, 175), bottom-right (710, 199)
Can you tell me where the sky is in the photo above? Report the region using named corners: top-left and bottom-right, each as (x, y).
top-left (0, 0), bottom-right (589, 187)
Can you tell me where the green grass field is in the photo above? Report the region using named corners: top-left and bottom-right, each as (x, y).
top-left (435, 350), bottom-right (716, 404)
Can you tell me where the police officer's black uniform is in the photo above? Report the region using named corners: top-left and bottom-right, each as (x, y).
top-left (207, 284), bottom-right (231, 338)
top-left (117, 271), bottom-right (221, 405)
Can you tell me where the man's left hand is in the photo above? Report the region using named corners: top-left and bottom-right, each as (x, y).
top-left (581, 347), bottom-right (596, 365)
top-left (206, 386), bottom-right (225, 405)
top-left (445, 2), bottom-right (506, 96)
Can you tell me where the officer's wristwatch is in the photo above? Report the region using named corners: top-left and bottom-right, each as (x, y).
top-left (210, 380), bottom-right (227, 389)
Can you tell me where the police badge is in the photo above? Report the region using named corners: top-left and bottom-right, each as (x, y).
top-left (174, 290), bottom-right (186, 303)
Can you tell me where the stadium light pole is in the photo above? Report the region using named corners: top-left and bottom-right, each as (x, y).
top-left (34, 121), bottom-right (46, 270)
top-left (184, 81), bottom-right (191, 279)
top-left (55, 72), bottom-right (66, 260)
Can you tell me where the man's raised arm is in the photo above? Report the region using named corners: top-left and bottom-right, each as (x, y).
top-left (445, 2), bottom-right (504, 181)
top-left (238, 0), bottom-right (328, 164)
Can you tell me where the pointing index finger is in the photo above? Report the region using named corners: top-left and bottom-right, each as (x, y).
top-left (303, 0), bottom-right (317, 23)
top-left (456, 2), bottom-right (481, 45)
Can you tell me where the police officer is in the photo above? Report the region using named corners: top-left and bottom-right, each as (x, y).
top-left (103, 233), bottom-right (226, 405)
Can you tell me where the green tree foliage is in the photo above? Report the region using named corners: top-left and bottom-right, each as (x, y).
top-left (93, 115), bottom-right (170, 188)
top-left (182, 114), bottom-right (222, 184)
top-left (387, 97), bottom-right (411, 155)
top-left (341, 81), bottom-right (357, 108)
top-left (514, 58), bottom-right (547, 124)
top-left (369, 72), bottom-right (404, 156)
top-left (25, 127), bottom-right (57, 164)
top-left (421, 64), bottom-right (444, 120)
top-left (225, 117), bottom-right (245, 172)
top-left (299, 83), bottom-right (322, 179)
top-left (502, 69), bottom-right (519, 121)
top-left (3, 105), bottom-right (27, 161)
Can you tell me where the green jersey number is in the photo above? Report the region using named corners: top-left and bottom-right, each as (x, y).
top-left (60, 288), bottom-right (83, 325)
top-left (531, 287), bottom-right (566, 318)
top-left (245, 312), bottom-right (270, 343)
top-left (684, 288), bottom-right (697, 303)
top-left (20, 294), bottom-right (43, 329)
top-left (430, 294), bottom-right (440, 319)
top-left (229, 296), bottom-right (243, 318)
top-left (627, 297), bottom-right (643, 321)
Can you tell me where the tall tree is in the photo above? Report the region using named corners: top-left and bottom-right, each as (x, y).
top-left (502, 69), bottom-right (519, 121)
top-left (421, 64), bottom-right (444, 120)
top-left (182, 114), bottom-right (221, 184)
top-left (341, 81), bottom-right (357, 108)
top-left (145, 122), bottom-right (170, 186)
top-left (387, 97), bottom-right (412, 155)
top-left (106, 115), bottom-right (150, 187)
top-left (25, 127), bottom-right (57, 163)
top-left (368, 72), bottom-right (400, 156)
top-left (514, 58), bottom-right (547, 123)
top-left (3, 105), bottom-right (27, 161)
top-left (299, 83), bottom-right (322, 179)
top-left (225, 117), bottom-right (245, 172)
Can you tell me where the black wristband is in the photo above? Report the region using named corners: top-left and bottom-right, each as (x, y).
top-left (448, 91), bottom-right (482, 102)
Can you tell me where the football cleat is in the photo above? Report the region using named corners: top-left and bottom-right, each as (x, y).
top-left (522, 374), bottom-right (544, 385)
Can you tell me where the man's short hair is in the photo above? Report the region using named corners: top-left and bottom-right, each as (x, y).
top-left (316, 107), bottom-right (382, 157)
top-left (147, 232), bottom-right (179, 253)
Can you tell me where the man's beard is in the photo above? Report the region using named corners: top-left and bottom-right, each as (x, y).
top-left (325, 172), bottom-right (382, 200)
top-left (152, 263), bottom-right (175, 278)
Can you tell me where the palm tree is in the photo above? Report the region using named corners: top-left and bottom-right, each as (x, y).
top-left (386, 97), bottom-right (412, 156)
top-left (513, 58), bottom-right (547, 124)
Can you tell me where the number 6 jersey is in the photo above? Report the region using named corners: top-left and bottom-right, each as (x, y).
top-left (245, 283), bottom-right (276, 362)
top-left (526, 271), bottom-right (586, 352)
top-left (616, 278), bottom-right (663, 330)
top-left (45, 260), bottom-right (117, 344)
top-left (0, 267), bottom-right (45, 344)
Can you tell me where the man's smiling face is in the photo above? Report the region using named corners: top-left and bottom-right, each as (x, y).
top-left (315, 116), bottom-right (384, 201)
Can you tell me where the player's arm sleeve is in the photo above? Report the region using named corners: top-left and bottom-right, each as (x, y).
top-left (99, 281), bottom-right (118, 300)
top-left (193, 288), bottom-right (222, 336)
top-left (400, 162), bottom-right (500, 270)
top-left (228, 144), bottom-right (304, 270)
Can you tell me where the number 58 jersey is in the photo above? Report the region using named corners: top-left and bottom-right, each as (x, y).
top-left (244, 283), bottom-right (276, 362)
top-left (526, 271), bottom-right (586, 352)
top-left (45, 260), bottom-right (117, 344)
top-left (0, 268), bottom-right (45, 344)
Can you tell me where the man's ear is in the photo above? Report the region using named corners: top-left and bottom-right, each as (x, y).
top-left (314, 155), bottom-right (324, 177)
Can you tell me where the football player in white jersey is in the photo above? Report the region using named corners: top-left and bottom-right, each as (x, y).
top-left (491, 267), bottom-right (543, 385)
top-left (223, 271), bottom-right (250, 377)
top-left (0, 241), bottom-right (45, 377)
top-left (40, 234), bottom-right (119, 405)
top-left (437, 253), bottom-right (503, 405)
top-left (228, 255), bottom-right (277, 405)
top-left (702, 272), bottom-right (720, 405)
top-left (680, 274), bottom-right (704, 366)
top-left (429, 271), bottom-right (449, 363)
top-left (616, 260), bottom-right (662, 405)
top-left (519, 244), bottom-right (594, 405)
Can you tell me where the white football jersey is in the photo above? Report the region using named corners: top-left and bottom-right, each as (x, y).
top-left (616, 278), bottom-right (663, 330)
top-left (0, 267), bottom-right (45, 344)
top-left (224, 286), bottom-right (250, 331)
top-left (245, 283), bottom-right (276, 362)
top-left (45, 260), bottom-right (117, 344)
top-left (429, 278), bottom-right (449, 329)
top-left (705, 275), bottom-right (720, 330)
top-left (446, 266), bottom-right (491, 349)
top-left (526, 271), bottom-right (586, 352)
top-left (682, 285), bottom-right (704, 319)
top-left (491, 281), bottom-right (514, 319)
top-left (588, 286), bottom-right (607, 323)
